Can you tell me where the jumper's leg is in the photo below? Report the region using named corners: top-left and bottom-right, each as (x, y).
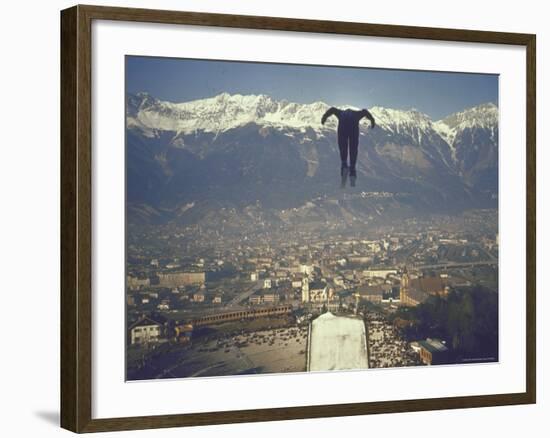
top-left (338, 127), bottom-right (349, 172)
top-left (349, 126), bottom-right (359, 177)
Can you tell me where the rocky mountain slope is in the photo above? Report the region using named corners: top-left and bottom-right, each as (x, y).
top-left (126, 92), bottom-right (498, 225)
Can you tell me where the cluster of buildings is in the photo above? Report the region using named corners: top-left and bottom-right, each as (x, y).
top-left (126, 211), bottom-right (498, 369)
top-left (126, 253), bottom-right (459, 323)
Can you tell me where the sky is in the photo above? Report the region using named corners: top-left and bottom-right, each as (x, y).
top-left (126, 56), bottom-right (498, 120)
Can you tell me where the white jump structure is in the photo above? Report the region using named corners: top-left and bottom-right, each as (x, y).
top-left (306, 312), bottom-right (369, 372)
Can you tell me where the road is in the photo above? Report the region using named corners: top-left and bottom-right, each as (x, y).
top-left (414, 260), bottom-right (498, 270)
top-left (227, 280), bottom-right (263, 307)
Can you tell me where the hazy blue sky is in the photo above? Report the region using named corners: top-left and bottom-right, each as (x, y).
top-left (126, 56), bottom-right (498, 120)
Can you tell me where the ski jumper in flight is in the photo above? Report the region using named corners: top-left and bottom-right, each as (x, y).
top-left (321, 107), bottom-right (376, 181)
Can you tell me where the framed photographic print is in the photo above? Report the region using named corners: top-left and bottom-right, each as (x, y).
top-left (60, 4), bottom-right (536, 433)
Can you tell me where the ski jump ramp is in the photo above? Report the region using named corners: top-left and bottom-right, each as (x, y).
top-left (306, 312), bottom-right (369, 372)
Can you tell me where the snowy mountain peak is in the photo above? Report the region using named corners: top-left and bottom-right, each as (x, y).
top-left (440, 102), bottom-right (498, 129)
top-left (433, 102), bottom-right (498, 146)
top-left (369, 106), bottom-right (433, 131)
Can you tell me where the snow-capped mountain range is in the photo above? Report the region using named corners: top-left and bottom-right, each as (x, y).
top-left (128, 91), bottom-right (472, 140)
top-left (126, 92), bottom-right (498, 225)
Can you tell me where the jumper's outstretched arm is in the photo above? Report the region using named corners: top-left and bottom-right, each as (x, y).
top-left (321, 107), bottom-right (340, 125)
top-left (360, 109), bottom-right (376, 128)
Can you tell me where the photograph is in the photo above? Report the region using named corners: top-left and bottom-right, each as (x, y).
top-left (0, 0), bottom-right (542, 435)
top-left (125, 56), bottom-right (500, 380)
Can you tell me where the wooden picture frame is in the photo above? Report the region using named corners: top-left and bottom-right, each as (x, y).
top-left (60, 4), bottom-right (536, 433)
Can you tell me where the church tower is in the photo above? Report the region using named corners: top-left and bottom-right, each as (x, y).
top-left (302, 276), bottom-right (310, 303)
top-left (400, 267), bottom-right (409, 303)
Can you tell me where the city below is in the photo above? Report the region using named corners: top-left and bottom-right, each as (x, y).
top-left (126, 208), bottom-right (499, 380)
